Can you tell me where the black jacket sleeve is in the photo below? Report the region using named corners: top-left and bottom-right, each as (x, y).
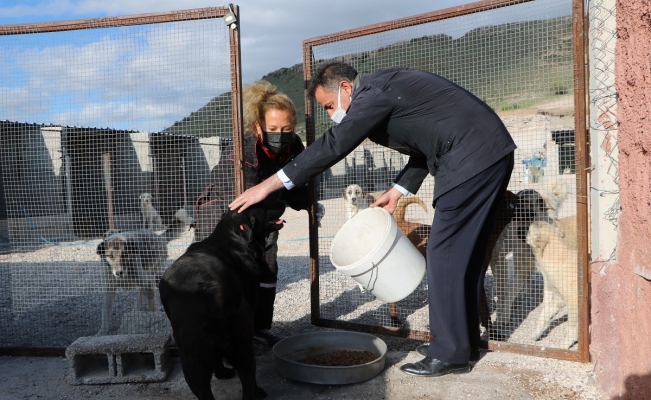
top-left (280, 139), bottom-right (311, 211)
top-left (393, 155), bottom-right (430, 194)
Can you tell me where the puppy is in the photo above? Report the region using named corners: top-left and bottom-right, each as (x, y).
top-left (159, 199), bottom-right (286, 400)
top-left (174, 207), bottom-right (194, 228)
top-left (490, 181), bottom-right (569, 338)
top-left (528, 150), bottom-right (546, 183)
top-left (140, 192), bottom-right (163, 230)
top-left (96, 229), bottom-right (169, 336)
top-left (343, 184), bottom-right (374, 219)
top-left (526, 216), bottom-right (578, 349)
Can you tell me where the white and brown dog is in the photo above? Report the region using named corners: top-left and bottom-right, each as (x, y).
top-left (139, 192), bottom-right (162, 230)
top-left (526, 216), bottom-right (578, 349)
top-left (342, 184), bottom-right (374, 219)
top-left (96, 229), bottom-right (169, 335)
top-left (489, 180), bottom-right (570, 339)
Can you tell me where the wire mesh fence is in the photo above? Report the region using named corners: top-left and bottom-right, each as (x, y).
top-left (305, 0), bottom-right (588, 360)
top-left (0, 7), bottom-right (243, 348)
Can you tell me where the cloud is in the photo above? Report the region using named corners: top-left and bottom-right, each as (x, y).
top-left (4, 0), bottom-right (558, 130)
top-left (1, 20), bottom-right (232, 130)
top-left (0, 0), bottom-right (459, 82)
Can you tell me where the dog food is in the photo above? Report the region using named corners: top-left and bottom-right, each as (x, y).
top-left (298, 350), bottom-right (380, 366)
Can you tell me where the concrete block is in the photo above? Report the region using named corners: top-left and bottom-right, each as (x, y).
top-left (66, 333), bottom-right (171, 385)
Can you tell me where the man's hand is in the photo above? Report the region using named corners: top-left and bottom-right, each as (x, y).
top-left (370, 187), bottom-right (403, 214)
top-left (229, 174), bottom-right (285, 213)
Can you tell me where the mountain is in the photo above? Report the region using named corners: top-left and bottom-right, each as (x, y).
top-left (163, 92), bottom-right (232, 137)
top-left (163, 16), bottom-right (573, 139)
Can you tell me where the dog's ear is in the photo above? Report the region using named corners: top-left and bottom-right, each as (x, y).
top-left (97, 241), bottom-right (105, 256)
top-left (343, 187), bottom-right (348, 200)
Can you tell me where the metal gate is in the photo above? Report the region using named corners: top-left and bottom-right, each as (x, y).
top-left (0, 6), bottom-right (245, 353)
top-left (305, 0), bottom-right (589, 362)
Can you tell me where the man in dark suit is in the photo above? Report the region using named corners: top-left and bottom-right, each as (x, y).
top-left (230, 62), bottom-right (515, 377)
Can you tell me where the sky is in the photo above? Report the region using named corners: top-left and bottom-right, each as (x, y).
top-left (0, 0), bottom-right (564, 131)
top-left (0, 0), bottom-right (471, 82)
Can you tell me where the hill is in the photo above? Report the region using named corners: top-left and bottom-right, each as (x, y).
top-left (163, 16), bottom-right (573, 139)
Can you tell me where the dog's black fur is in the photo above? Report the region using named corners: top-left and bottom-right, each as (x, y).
top-left (513, 189), bottom-right (554, 241)
top-left (159, 199), bottom-right (286, 400)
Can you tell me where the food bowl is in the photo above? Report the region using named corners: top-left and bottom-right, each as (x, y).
top-left (272, 331), bottom-right (387, 385)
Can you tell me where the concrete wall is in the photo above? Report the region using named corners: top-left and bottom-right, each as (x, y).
top-left (590, 1), bottom-right (651, 398)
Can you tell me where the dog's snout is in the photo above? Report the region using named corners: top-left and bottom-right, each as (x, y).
top-left (113, 270), bottom-right (123, 278)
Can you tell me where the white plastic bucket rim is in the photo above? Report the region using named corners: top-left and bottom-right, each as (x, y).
top-left (330, 208), bottom-right (398, 277)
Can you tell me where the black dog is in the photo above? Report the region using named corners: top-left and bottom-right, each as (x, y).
top-left (513, 189), bottom-right (554, 241)
top-left (159, 199), bottom-right (286, 400)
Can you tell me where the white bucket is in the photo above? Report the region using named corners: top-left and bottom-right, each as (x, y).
top-left (329, 207), bottom-right (426, 303)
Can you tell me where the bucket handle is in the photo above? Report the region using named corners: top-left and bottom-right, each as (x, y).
top-left (349, 236), bottom-right (398, 279)
top-left (354, 262), bottom-right (380, 294)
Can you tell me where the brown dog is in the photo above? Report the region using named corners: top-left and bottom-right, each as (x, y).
top-left (387, 196), bottom-right (429, 327)
top-left (343, 187), bottom-right (430, 327)
top-left (393, 197), bottom-right (430, 257)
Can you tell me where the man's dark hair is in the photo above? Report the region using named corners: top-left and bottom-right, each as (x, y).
top-left (307, 62), bottom-right (358, 98)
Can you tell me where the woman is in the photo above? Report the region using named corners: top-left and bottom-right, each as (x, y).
top-left (240, 80), bottom-right (323, 346)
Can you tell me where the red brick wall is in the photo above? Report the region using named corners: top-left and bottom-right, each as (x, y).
top-left (591, 1), bottom-right (651, 398)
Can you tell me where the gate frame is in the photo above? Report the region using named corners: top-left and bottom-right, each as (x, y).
top-left (0, 5), bottom-right (245, 356)
top-left (303, 0), bottom-right (590, 363)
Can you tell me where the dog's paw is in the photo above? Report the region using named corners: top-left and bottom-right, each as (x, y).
top-left (254, 386), bottom-right (267, 399)
top-left (215, 366), bottom-right (235, 380)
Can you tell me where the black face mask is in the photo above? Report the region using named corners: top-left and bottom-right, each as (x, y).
top-left (263, 131), bottom-right (294, 154)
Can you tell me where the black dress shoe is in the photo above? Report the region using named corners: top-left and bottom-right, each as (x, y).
top-left (400, 356), bottom-right (471, 377)
top-left (415, 343), bottom-right (481, 362)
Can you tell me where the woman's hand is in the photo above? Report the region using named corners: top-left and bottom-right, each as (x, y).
top-left (229, 174), bottom-right (285, 212)
top-left (370, 187), bottom-right (403, 215)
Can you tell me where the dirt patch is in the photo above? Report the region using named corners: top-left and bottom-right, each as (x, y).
top-left (298, 350), bottom-right (380, 366)
top-left (488, 363), bottom-right (586, 400)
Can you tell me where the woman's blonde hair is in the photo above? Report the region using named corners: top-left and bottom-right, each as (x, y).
top-left (243, 80), bottom-right (297, 137)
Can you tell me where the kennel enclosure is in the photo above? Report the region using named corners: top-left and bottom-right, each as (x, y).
top-left (0, 6), bottom-right (246, 351)
top-left (304, 0), bottom-right (589, 362)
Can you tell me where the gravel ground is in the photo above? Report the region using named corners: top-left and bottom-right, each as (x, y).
top-left (0, 206), bottom-right (607, 399)
top-left (0, 141), bottom-right (607, 399)
top-left (0, 348), bottom-right (607, 400)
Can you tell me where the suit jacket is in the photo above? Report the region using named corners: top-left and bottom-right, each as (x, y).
top-left (282, 67), bottom-right (516, 198)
